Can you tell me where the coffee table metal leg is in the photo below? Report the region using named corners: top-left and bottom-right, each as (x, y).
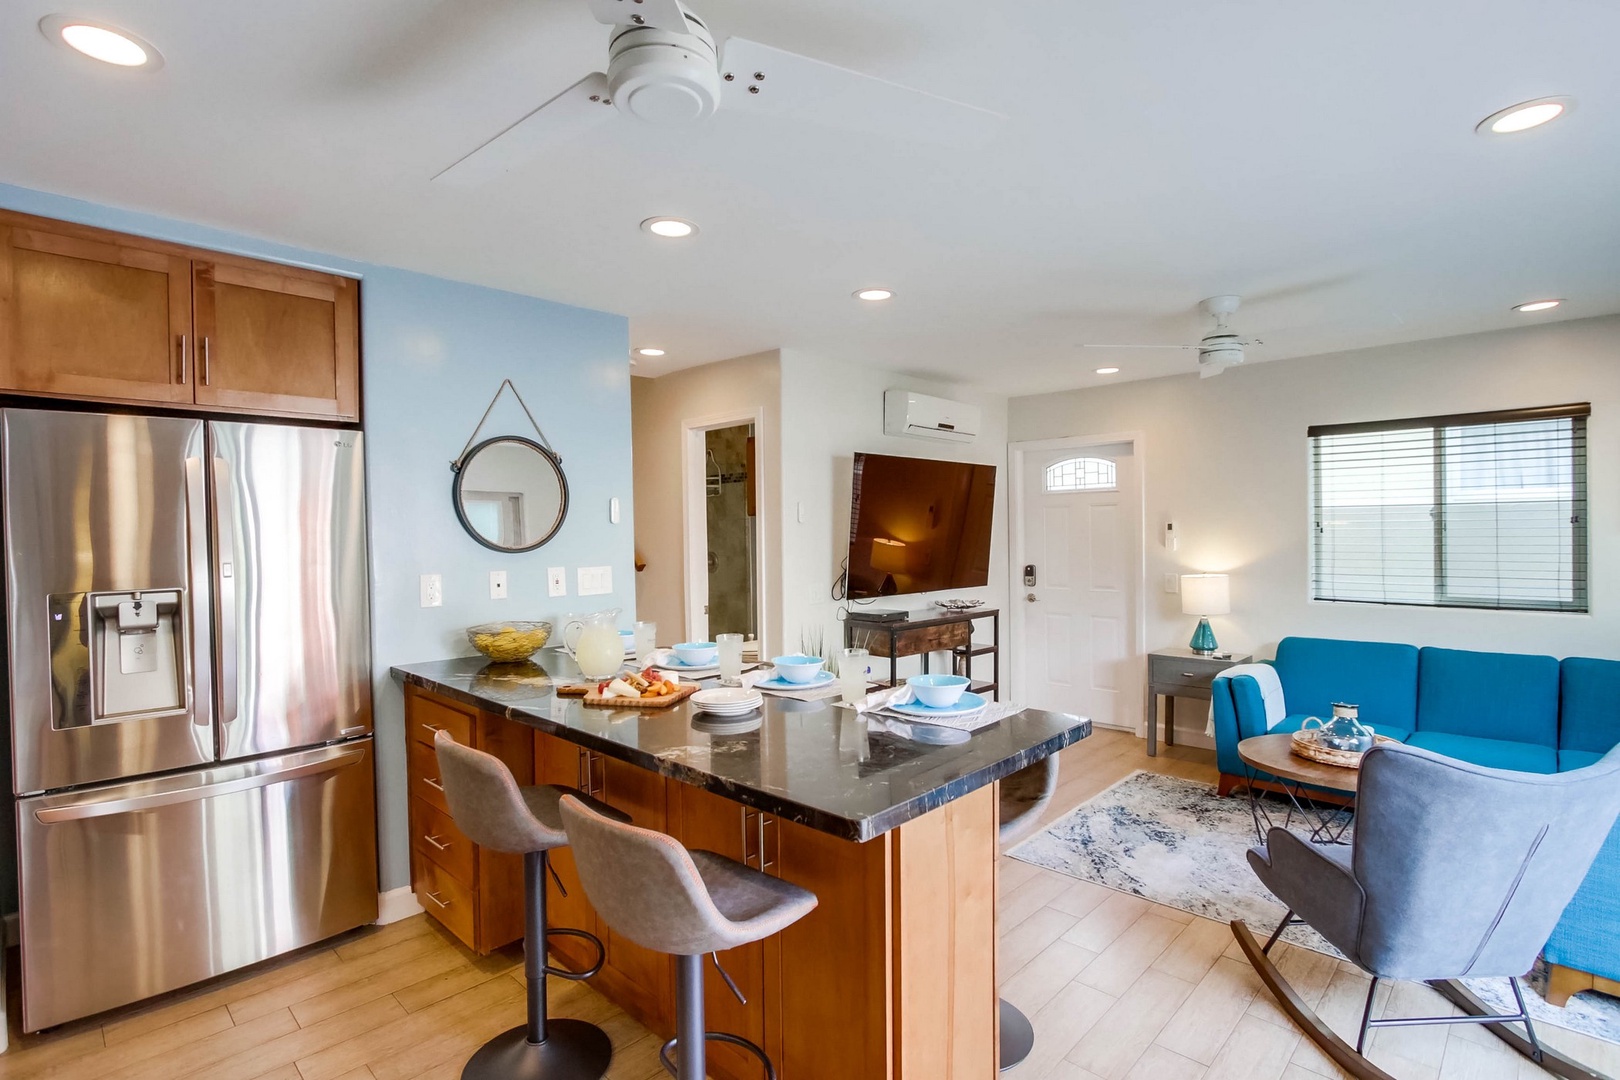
top-left (1243, 767), bottom-right (1355, 847)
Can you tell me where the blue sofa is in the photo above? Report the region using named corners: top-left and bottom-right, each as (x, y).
top-left (1212, 636), bottom-right (1620, 1003)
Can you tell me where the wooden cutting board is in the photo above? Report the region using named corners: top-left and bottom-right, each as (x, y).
top-left (555, 683), bottom-right (698, 709)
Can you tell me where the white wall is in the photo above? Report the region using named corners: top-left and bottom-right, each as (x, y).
top-left (1009, 316), bottom-right (1620, 745)
top-left (632, 351), bottom-right (784, 653)
top-left (779, 350), bottom-right (1011, 674)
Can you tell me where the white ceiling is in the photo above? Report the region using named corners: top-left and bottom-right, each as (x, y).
top-left (6, 0), bottom-right (1618, 395)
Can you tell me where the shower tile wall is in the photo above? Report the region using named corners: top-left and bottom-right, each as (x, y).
top-left (705, 425), bottom-right (755, 637)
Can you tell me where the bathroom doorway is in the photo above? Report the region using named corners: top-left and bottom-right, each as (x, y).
top-left (682, 414), bottom-right (763, 648)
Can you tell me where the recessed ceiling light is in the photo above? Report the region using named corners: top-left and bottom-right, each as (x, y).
top-left (854, 288), bottom-right (894, 302)
top-left (634, 347), bottom-right (666, 357)
top-left (640, 217), bottom-right (697, 239)
top-left (1476, 96), bottom-right (1573, 135)
top-left (1095, 367), bottom-right (1120, 375)
top-left (40, 15), bottom-right (163, 69)
top-left (1512, 299), bottom-right (1563, 313)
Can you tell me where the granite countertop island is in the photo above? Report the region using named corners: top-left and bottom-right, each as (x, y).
top-left (393, 653), bottom-right (1090, 841)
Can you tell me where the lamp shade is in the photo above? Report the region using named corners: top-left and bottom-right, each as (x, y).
top-left (870, 537), bottom-right (909, 575)
top-left (1180, 573), bottom-right (1230, 616)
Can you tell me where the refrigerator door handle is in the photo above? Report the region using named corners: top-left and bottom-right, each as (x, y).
top-left (32, 746), bottom-right (366, 824)
top-left (212, 456), bottom-right (239, 729)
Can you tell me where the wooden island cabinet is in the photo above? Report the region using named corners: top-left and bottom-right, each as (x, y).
top-left (0, 208), bottom-right (359, 421)
top-left (399, 664), bottom-right (1090, 1080)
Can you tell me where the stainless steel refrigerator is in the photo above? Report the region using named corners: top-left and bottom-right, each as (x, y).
top-left (3, 408), bottom-right (378, 1032)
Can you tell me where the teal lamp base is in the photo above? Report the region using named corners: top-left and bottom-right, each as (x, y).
top-left (1188, 617), bottom-right (1218, 655)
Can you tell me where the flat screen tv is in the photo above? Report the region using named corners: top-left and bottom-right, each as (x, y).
top-left (845, 453), bottom-right (997, 600)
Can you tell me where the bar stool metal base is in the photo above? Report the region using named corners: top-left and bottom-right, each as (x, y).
top-left (999, 998), bottom-right (1035, 1071)
top-left (462, 1019), bottom-right (612, 1080)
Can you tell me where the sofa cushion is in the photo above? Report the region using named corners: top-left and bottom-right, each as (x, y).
top-left (1559, 750), bottom-right (1606, 772)
top-left (1559, 657), bottom-right (1620, 754)
top-left (1273, 637), bottom-right (1420, 730)
top-left (1416, 647), bottom-right (1559, 745)
top-left (1404, 732), bottom-right (1558, 774)
top-left (1268, 715), bottom-right (1412, 743)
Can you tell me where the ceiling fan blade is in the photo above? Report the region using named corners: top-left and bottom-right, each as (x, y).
top-left (433, 72), bottom-right (615, 186)
top-left (718, 37), bottom-right (1003, 146)
top-left (589, 0), bottom-right (690, 31)
top-left (1078, 343), bottom-right (1198, 350)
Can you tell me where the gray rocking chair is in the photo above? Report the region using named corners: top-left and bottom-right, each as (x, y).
top-left (1233, 741), bottom-right (1620, 1080)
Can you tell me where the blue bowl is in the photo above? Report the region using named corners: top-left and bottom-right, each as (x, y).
top-left (672, 641), bottom-right (719, 666)
top-left (908, 673), bottom-right (970, 708)
top-left (771, 654), bottom-right (826, 685)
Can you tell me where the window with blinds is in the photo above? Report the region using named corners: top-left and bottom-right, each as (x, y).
top-left (1309, 404), bottom-right (1588, 612)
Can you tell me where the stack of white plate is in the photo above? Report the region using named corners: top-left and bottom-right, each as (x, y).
top-left (691, 687), bottom-right (763, 716)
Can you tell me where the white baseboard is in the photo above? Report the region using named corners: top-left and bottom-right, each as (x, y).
top-left (375, 886), bottom-right (424, 925)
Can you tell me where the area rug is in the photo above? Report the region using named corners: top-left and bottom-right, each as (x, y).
top-left (1007, 770), bottom-right (1620, 1046)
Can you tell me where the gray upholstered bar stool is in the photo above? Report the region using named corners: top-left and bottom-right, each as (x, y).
top-left (434, 731), bottom-right (630, 1080)
top-left (997, 754), bottom-right (1060, 1072)
top-left (559, 794), bottom-right (819, 1079)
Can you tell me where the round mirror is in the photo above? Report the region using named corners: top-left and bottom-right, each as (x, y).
top-left (452, 436), bottom-right (569, 552)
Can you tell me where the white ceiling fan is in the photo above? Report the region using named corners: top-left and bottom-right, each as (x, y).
top-left (1080, 295), bottom-right (1262, 378)
top-left (434, 0), bottom-right (1002, 186)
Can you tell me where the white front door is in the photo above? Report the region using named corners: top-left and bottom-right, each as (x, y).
top-left (1018, 442), bottom-right (1141, 728)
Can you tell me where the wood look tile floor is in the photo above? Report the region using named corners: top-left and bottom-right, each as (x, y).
top-left (3, 728), bottom-right (1616, 1079)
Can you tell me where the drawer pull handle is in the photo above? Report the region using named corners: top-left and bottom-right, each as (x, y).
top-left (424, 891), bottom-right (451, 909)
top-left (421, 723), bottom-right (443, 735)
top-left (423, 777), bottom-right (445, 792)
top-left (1181, 672), bottom-right (1198, 678)
top-left (423, 834), bottom-right (451, 851)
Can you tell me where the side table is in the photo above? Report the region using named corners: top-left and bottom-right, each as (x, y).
top-left (1145, 648), bottom-right (1252, 756)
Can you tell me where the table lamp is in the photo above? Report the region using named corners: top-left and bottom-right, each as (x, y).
top-left (1180, 573), bottom-right (1229, 655)
top-left (870, 537), bottom-right (908, 596)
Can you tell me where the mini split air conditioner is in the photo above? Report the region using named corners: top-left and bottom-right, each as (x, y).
top-left (883, 390), bottom-right (980, 443)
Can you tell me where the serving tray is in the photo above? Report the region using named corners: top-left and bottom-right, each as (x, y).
top-left (1289, 729), bottom-right (1397, 768)
top-left (556, 683), bottom-right (698, 709)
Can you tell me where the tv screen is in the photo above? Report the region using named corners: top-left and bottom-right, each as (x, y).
top-left (846, 453), bottom-right (997, 600)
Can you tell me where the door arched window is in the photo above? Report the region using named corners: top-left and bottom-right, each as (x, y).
top-left (1045, 457), bottom-right (1116, 493)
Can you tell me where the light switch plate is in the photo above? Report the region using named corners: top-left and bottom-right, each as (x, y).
top-left (578, 566), bottom-right (613, 596)
top-left (490, 570), bottom-right (508, 600)
top-left (609, 497), bottom-right (621, 524)
top-left (420, 574), bottom-right (443, 608)
top-left (1164, 573), bottom-right (1179, 594)
top-left (547, 567), bottom-right (567, 598)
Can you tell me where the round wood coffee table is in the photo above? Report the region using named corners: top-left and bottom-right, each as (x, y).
top-left (1237, 733), bottom-right (1360, 845)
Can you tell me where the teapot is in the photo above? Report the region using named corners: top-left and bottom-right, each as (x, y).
top-left (562, 609), bottom-right (624, 680)
top-left (1302, 703), bottom-right (1375, 754)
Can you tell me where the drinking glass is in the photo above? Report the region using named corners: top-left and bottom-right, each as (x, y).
top-left (717, 633), bottom-right (745, 687)
top-left (838, 648), bottom-right (871, 705)
top-left (633, 621), bottom-right (657, 665)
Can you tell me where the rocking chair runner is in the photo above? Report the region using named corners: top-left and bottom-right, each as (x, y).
top-left (1233, 741), bottom-right (1620, 1080)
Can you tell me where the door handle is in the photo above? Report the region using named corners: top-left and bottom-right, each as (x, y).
top-left (1026, 592), bottom-right (1038, 602)
top-left (176, 335), bottom-right (189, 384)
top-left (423, 834), bottom-right (452, 851)
top-left (423, 776), bottom-right (445, 792)
top-left (211, 456), bottom-right (239, 728)
top-left (201, 336), bottom-right (212, 385)
top-left (34, 747), bottom-right (366, 823)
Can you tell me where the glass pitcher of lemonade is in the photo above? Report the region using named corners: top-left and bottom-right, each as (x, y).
top-left (564, 609), bottom-right (624, 679)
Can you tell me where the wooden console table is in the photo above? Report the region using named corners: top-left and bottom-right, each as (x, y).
top-left (844, 608), bottom-right (1000, 700)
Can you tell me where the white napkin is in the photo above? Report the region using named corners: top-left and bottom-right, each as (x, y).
top-left (845, 685), bottom-right (1012, 734)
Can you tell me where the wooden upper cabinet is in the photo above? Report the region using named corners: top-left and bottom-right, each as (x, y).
top-left (192, 259), bottom-right (359, 420)
top-left (0, 210), bottom-right (360, 421)
top-left (0, 219), bottom-right (193, 405)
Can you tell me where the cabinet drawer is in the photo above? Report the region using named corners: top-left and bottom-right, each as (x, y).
top-left (411, 796), bottom-right (475, 885)
top-left (408, 693), bottom-right (473, 748)
top-left (407, 739), bottom-right (450, 814)
top-left (414, 856), bottom-right (476, 949)
top-left (1149, 659), bottom-right (1219, 691)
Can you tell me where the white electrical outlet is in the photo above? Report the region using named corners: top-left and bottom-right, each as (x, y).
top-left (547, 567), bottom-right (567, 598)
top-left (578, 566), bottom-right (613, 596)
top-left (1164, 573), bottom-right (1180, 594)
top-left (420, 573), bottom-right (443, 608)
top-left (490, 570), bottom-right (508, 600)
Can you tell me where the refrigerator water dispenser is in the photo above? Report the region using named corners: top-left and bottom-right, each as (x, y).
top-left (87, 590), bottom-right (186, 722)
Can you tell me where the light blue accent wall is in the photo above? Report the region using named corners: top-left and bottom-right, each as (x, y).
top-left (0, 184), bottom-right (635, 895)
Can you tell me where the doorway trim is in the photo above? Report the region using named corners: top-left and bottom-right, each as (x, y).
top-left (681, 408), bottom-right (769, 650)
top-left (1007, 431), bottom-right (1148, 731)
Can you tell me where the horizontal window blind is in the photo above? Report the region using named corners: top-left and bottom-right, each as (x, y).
top-left (1310, 404), bottom-right (1588, 613)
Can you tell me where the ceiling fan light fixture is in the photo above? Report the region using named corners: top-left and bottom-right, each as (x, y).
top-left (40, 15), bottom-right (162, 69)
top-left (641, 217), bottom-right (698, 238)
top-left (1512, 299), bottom-right (1563, 313)
top-left (1094, 367), bottom-right (1120, 375)
top-left (1476, 97), bottom-right (1573, 135)
top-left (634, 347), bottom-right (666, 357)
top-left (854, 288), bottom-right (894, 302)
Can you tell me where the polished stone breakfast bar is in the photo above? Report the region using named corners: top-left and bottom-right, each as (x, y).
top-left (394, 654), bottom-right (1090, 1080)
